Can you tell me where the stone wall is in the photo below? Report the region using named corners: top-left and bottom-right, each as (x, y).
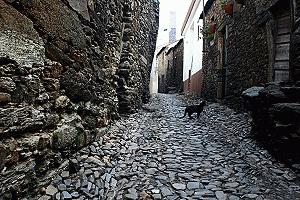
top-left (202, 0), bottom-right (271, 109)
top-left (239, 0), bottom-right (300, 165)
top-left (0, 0), bottom-right (158, 198)
top-left (157, 47), bottom-right (167, 93)
top-left (117, 0), bottom-right (159, 113)
top-left (183, 69), bottom-right (204, 95)
top-left (242, 82), bottom-right (300, 164)
top-left (157, 39), bottom-right (184, 93)
top-left (201, 0), bottom-right (298, 109)
top-left (172, 40), bottom-right (184, 93)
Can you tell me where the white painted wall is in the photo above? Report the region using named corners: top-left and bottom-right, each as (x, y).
top-left (150, 49), bottom-right (159, 94)
top-left (182, 0), bottom-right (205, 82)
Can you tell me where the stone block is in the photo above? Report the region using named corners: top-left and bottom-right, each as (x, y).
top-left (0, 77), bottom-right (16, 92)
top-left (0, 106), bottom-right (45, 138)
top-left (0, 1), bottom-right (45, 67)
top-left (66, 0), bottom-right (90, 21)
top-left (270, 103), bottom-right (300, 124)
top-left (52, 113), bottom-right (85, 150)
top-left (55, 96), bottom-right (71, 109)
top-left (18, 0), bottom-right (86, 48)
top-left (0, 144), bottom-right (8, 170)
top-left (60, 69), bottom-right (93, 102)
top-left (259, 84), bottom-right (289, 104)
top-left (242, 87), bottom-right (264, 99)
top-left (281, 86), bottom-right (300, 101)
top-left (0, 92), bottom-right (11, 103)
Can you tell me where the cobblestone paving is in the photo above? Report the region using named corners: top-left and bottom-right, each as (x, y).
top-left (39, 94), bottom-right (300, 200)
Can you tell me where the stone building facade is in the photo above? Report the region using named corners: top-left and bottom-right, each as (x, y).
top-left (200, 0), bottom-right (300, 161)
top-left (201, 0), bottom-right (299, 109)
top-left (241, 0), bottom-right (300, 163)
top-left (157, 39), bottom-right (184, 93)
top-left (0, 0), bottom-right (158, 198)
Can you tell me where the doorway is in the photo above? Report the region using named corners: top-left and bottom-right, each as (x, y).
top-left (272, 1), bottom-right (291, 82)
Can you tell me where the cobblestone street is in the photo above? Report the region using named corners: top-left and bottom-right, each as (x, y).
top-left (40, 94), bottom-right (300, 200)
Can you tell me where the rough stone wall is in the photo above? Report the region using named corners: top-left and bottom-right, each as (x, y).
top-left (225, 0), bottom-right (271, 109)
top-left (157, 49), bottom-right (167, 93)
top-left (242, 82), bottom-right (300, 164)
top-left (202, 0), bottom-right (271, 109)
top-left (171, 40), bottom-right (184, 93)
top-left (202, 43), bottom-right (218, 100)
top-left (241, 0), bottom-right (300, 164)
top-left (0, 0), bottom-right (158, 198)
top-left (117, 0), bottom-right (159, 113)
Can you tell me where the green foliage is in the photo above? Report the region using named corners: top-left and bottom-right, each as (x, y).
top-left (220, 0), bottom-right (231, 6)
top-left (206, 34), bottom-right (215, 42)
top-left (200, 26), bottom-right (214, 41)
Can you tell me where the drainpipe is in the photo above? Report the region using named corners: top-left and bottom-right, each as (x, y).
top-left (202, 0), bottom-right (206, 52)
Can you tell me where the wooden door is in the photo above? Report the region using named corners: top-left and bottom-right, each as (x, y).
top-left (274, 9), bottom-right (291, 82)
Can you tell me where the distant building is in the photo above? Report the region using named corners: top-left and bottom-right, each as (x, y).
top-left (150, 11), bottom-right (178, 94)
top-left (169, 11), bottom-right (177, 43)
top-left (157, 39), bottom-right (184, 93)
top-left (181, 0), bottom-right (205, 95)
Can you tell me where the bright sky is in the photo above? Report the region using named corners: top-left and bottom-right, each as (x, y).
top-left (156, 0), bottom-right (193, 48)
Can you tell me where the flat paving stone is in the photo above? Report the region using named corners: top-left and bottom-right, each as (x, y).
top-left (61, 191), bottom-right (72, 199)
top-left (161, 187), bottom-right (173, 196)
top-left (172, 183), bottom-right (186, 190)
top-left (152, 194), bottom-right (162, 199)
top-left (40, 94), bottom-right (300, 200)
top-left (224, 182), bottom-right (239, 188)
top-left (46, 185), bottom-right (58, 196)
top-left (124, 193), bottom-right (138, 200)
top-left (229, 195), bottom-right (241, 200)
top-left (215, 191), bottom-right (226, 200)
top-left (187, 182), bottom-right (200, 190)
top-left (194, 189), bottom-right (215, 197)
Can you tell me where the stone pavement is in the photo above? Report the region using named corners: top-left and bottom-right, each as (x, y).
top-left (37, 94), bottom-right (300, 200)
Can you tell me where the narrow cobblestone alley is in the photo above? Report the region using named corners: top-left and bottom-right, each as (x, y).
top-left (39, 94), bottom-right (300, 200)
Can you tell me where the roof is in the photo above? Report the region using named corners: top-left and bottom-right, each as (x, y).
top-left (181, 0), bottom-right (197, 35)
top-left (157, 46), bottom-right (167, 56)
top-left (156, 39), bottom-right (183, 56)
top-left (199, 0), bottom-right (215, 19)
top-left (166, 39), bottom-right (183, 54)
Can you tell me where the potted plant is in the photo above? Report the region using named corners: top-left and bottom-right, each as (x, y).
top-left (209, 23), bottom-right (217, 34)
top-left (221, 0), bottom-right (233, 15)
top-left (201, 26), bottom-right (215, 43)
top-left (207, 34), bottom-right (215, 42)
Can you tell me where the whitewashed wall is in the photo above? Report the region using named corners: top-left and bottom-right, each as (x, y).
top-left (182, 0), bottom-right (205, 82)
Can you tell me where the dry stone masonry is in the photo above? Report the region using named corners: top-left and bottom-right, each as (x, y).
top-left (0, 0), bottom-right (158, 198)
top-left (242, 82), bottom-right (300, 165)
top-left (201, 0), bottom-right (300, 109)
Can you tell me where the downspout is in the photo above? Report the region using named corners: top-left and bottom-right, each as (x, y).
top-left (202, 0), bottom-right (206, 52)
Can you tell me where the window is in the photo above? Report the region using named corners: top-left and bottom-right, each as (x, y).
top-left (190, 21), bottom-right (195, 31)
top-left (198, 25), bottom-right (201, 40)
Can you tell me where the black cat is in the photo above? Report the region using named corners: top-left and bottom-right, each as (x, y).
top-left (180, 101), bottom-right (206, 119)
